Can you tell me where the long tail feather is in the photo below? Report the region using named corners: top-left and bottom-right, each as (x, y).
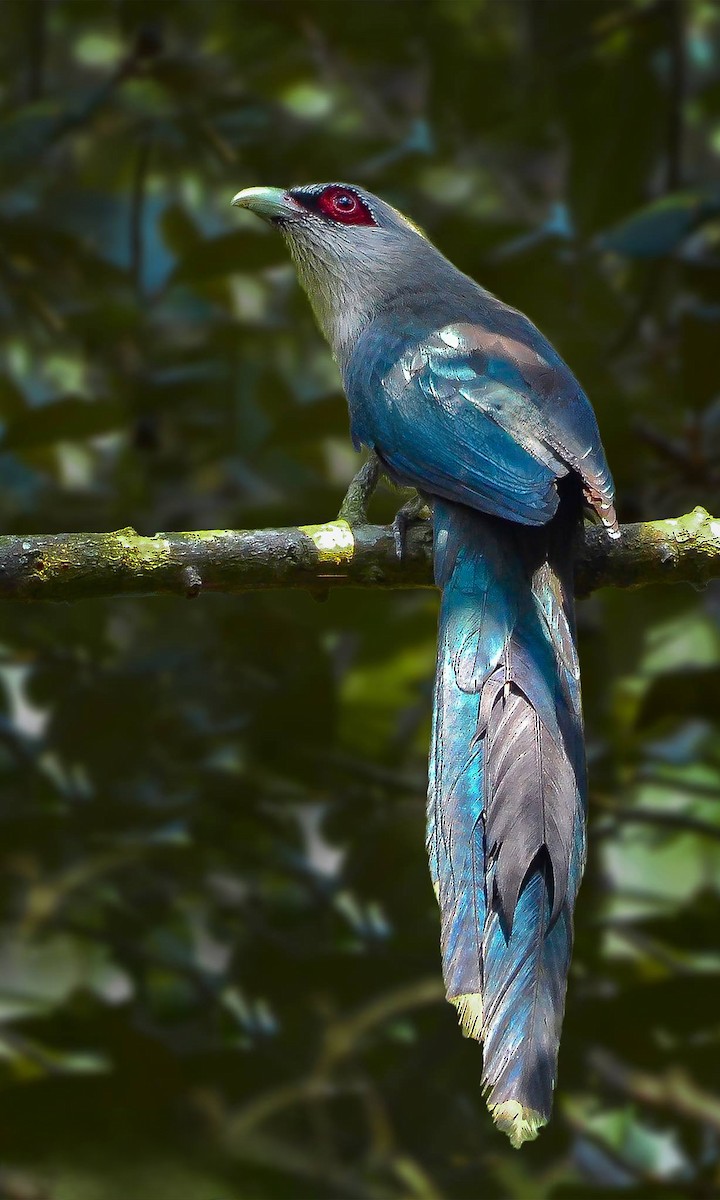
top-left (428, 496), bottom-right (586, 1146)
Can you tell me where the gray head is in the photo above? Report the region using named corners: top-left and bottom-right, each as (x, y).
top-left (232, 182), bottom-right (446, 358)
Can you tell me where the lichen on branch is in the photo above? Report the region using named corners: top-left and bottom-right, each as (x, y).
top-left (0, 506), bottom-right (717, 603)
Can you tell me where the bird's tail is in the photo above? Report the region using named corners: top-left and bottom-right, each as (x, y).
top-left (427, 496), bottom-right (586, 1148)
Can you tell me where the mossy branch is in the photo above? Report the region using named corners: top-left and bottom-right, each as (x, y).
top-left (0, 506), bottom-right (717, 602)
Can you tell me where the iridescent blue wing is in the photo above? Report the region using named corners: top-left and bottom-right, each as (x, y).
top-left (346, 317), bottom-right (617, 533)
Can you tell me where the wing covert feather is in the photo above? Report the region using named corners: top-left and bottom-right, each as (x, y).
top-left (344, 312), bottom-right (618, 533)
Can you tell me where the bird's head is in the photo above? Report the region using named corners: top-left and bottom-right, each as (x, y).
top-left (232, 182), bottom-right (435, 356)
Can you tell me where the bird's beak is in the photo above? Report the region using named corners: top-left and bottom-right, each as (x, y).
top-left (231, 186), bottom-right (300, 222)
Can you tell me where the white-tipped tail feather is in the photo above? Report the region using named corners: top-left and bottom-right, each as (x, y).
top-left (489, 1101), bottom-right (546, 1148)
top-left (450, 993), bottom-right (483, 1041)
top-left (450, 991), bottom-right (548, 1148)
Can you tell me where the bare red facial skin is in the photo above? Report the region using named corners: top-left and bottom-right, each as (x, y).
top-left (315, 186), bottom-right (376, 226)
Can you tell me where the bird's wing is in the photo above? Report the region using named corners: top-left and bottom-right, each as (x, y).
top-left (348, 317), bottom-right (617, 532)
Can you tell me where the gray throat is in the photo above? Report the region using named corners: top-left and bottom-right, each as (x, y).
top-left (283, 226), bottom-right (453, 363)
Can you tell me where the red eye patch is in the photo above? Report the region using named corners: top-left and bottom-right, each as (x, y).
top-left (316, 186), bottom-right (376, 226)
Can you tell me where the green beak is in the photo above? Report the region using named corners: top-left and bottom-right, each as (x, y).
top-left (231, 186), bottom-right (299, 221)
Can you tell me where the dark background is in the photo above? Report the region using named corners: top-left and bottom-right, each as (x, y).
top-left (1, 1), bottom-right (720, 1197)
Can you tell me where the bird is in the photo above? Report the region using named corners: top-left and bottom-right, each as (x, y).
top-left (232, 181), bottom-right (618, 1148)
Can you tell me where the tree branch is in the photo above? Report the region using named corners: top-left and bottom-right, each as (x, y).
top-left (0, 506), bottom-right (717, 602)
top-left (589, 1048), bottom-right (720, 1137)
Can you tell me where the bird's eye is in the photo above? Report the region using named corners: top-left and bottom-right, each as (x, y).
top-left (315, 186), bottom-right (376, 226)
top-left (333, 192), bottom-right (357, 212)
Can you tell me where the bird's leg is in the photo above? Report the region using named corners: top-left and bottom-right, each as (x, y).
top-left (336, 455), bottom-right (429, 560)
top-left (392, 492), bottom-right (431, 561)
top-left (337, 452), bottom-right (382, 526)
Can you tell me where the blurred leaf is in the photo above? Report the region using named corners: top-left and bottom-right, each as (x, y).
top-left (0, 931), bottom-right (131, 1020)
top-left (599, 190), bottom-right (720, 259)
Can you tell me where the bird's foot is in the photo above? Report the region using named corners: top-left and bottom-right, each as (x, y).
top-left (392, 493), bottom-right (431, 561)
top-left (337, 453), bottom-right (381, 526)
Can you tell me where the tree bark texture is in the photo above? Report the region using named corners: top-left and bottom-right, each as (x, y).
top-left (0, 506), bottom-right (717, 602)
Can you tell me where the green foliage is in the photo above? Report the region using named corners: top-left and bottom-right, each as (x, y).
top-left (0, 0), bottom-right (719, 1195)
